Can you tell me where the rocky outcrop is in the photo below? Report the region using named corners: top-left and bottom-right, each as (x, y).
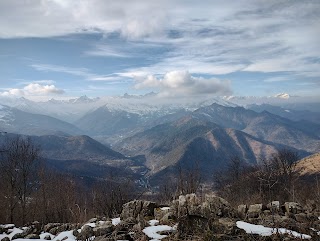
top-left (171, 193), bottom-right (235, 220)
top-left (120, 200), bottom-right (157, 220)
top-left (1, 195), bottom-right (320, 241)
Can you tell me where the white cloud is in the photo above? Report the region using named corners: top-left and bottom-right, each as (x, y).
top-left (134, 70), bottom-right (232, 97)
top-left (0, 83), bottom-right (64, 97)
top-left (1, 0), bottom-right (319, 83)
top-left (0, 0), bottom-right (170, 39)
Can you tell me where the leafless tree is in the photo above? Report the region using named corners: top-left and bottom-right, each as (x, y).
top-left (0, 136), bottom-right (41, 224)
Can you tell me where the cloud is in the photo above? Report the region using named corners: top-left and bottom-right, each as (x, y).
top-left (0, 0), bottom-right (170, 39)
top-left (134, 70), bottom-right (232, 97)
top-left (1, 0), bottom-right (319, 88)
top-left (1, 83), bottom-right (64, 97)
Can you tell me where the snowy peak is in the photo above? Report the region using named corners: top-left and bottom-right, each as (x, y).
top-left (275, 93), bottom-right (290, 99)
top-left (69, 95), bottom-right (100, 104)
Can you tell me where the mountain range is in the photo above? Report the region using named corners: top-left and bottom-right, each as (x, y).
top-left (0, 95), bottom-right (319, 185)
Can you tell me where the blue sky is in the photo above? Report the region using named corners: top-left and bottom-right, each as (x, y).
top-left (0, 0), bottom-right (319, 100)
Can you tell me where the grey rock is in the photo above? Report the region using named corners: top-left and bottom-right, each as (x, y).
top-left (93, 224), bottom-right (114, 236)
top-left (81, 225), bottom-right (94, 239)
top-left (1, 237), bottom-right (10, 241)
top-left (160, 212), bottom-right (175, 224)
top-left (267, 201), bottom-right (280, 213)
top-left (247, 204), bottom-right (263, 218)
top-left (43, 235), bottom-right (52, 240)
top-left (25, 234), bottom-right (40, 239)
top-left (12, 233), bottom-right (24, 240)
top-left (171, 193), bottom-right (234, 220)
top-left (120, 200), bottom-right (157, 220)
top-left (284, 202), bottom-right (303, 214)
top-left (237, 204), bottom-right (247, 219)
top-left (154, 207), bottom-right (171, 221)
top-left (44, 223), bottom-right (60, 233)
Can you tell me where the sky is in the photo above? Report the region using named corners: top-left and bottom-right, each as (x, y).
top-left (0, 0), bottom-right (319, 100)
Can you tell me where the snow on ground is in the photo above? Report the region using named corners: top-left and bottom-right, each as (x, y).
top-left (148, 220), bottom-right (159, 226)
top-left (0, 227), bottom-right (25, 240)
top-left (236, 221), bottom-right (311, 239)
top-left (112, 217), bottom-right (121, 226)
top-left (160, 207), bottom-right (170, 211)
top-left (39, 233), bottom-right (55, 240)
top-left (1, 230), bottom-right (76, 241)
top-left (143, 225), bottom-right (175, 241)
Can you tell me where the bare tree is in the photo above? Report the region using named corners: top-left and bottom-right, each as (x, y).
top-left (0, 136), bottom-right (41, 224)
top-left (177, 161), bottom-right (201, 196)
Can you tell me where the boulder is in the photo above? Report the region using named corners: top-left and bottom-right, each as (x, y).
top-left (237, 204), bottom-right (248, 219)
top-left (93, 224), bottom-right (114, 236)
top-left (81, 225), bottom-right (94, 238)
top-left (154, 207), bottom-right (171, 221)
top-left (247, 204), bottom-right (263, 218)
top-left (44, 223), bottom-right (60, 233)
top-left (11, 233), bottom-right (24, 240)
top-left (267, 201), bottom-right (280, 213)
top-left (160, 212), bottom-right (175, 225)
top-left (1, 237), bottom-right (10, 241)
top-left (284, 202), bottom-right (303, 214)
top-left (172, 193), bottom-right (235, 220)
top-left (25, 234), bottom-right (40, 239)
top-left (120, 200), bottom-right (157, 220)
top-left (43, 235), bottom-right (52, 240)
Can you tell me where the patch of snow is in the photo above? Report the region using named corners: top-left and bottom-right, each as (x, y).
top-left (160, 207), bottom-right (170, 211)
top-left (0, 224), bottom-right (14, 228)
top-left (236, 221), bottom-right (311, 239)
top-left (143, 225), bottom-right (175, 241)
top-left (148, 220), bottom-right (159, 226)
top-left (112, 217), bottom-right (121, 226)
top-left (0, 227), bottom-right (76, 241)
top-left (284, 109), bottom-right (290, 112)
top-left (0, 227), bottom-right (24, 240)
top-left (39, 233), bottom-right (55, 240)
top-left (51, 230), bottom-right (76, 241)
top-left (83, 222), bottom-right (96, 228)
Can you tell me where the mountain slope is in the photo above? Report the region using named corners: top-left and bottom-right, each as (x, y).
top-left (32, 134), bottom-right (125, 162)
top-left (296, 153), bottom-right (320, 177)
top-left (75, 106), bottom-right (141, 135)
top-left (192, 103), bottom-right (320, 153)
top-left (0, 105), bottom-right (82, 136)
top-left (115, 117), bottom-right (302, 181)
top-left (248, 104), bottom-right (320, 124)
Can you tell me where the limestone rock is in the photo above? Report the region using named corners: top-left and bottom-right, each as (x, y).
top-left (93, 224), bottom-right (114, 236)
top-left (172, 193), bottom-right (234, 220)
top-left (267, 201), bottom-right (280, 213)
top-left (247, 204), bottom-right (263, 218)
top-left (120, 200), bottom-right (157, 220)
top-left (1, 237), bottom-right (10, 241)
top-left (25, 234), bottom-right (40, 239)
top-left (154, 207), bottom-right (170, 221)
top-left (43, 235), bottom-right (52, 240)
top-left (44, 223), bottom-right (60, 233)
top-left (237, 204), bottom-right (248, 219)
top-left (284, 202), bottom-right (303, 214)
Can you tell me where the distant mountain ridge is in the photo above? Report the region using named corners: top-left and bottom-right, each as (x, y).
top-left (192, 103), bottom-right (320, 153)
top-left (0, 104), bottom-right (82, 136)
top-left (114, 116), bottom-right (307, 182)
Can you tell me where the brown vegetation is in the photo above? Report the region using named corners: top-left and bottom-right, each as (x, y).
top-left (0, 136), bottom-right (136, 226)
